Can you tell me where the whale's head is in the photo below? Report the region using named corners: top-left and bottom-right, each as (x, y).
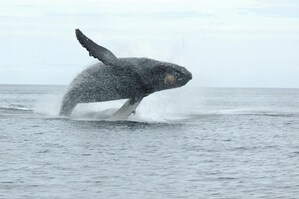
top-left (137, 58), bottom-right (192, 93)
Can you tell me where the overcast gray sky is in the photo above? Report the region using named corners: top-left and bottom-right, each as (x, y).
top-left (0, 0), bottom-right (299, 87)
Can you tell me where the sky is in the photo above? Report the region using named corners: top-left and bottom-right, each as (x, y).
top-left (0, 0), bottom-right (299, 88)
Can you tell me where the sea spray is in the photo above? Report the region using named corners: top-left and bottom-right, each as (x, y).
top-left (34, 94), bottom-right (64, 117)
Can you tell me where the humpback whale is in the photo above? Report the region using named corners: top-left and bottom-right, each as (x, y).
top-left (59, 29), bottom-right (192, 118)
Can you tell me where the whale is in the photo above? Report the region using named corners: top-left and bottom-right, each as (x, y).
top-left (59, 29), bottom-right (192, 118)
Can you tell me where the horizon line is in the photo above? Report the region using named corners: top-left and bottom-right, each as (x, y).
top-left (0, 83), bottom-right (298, 89)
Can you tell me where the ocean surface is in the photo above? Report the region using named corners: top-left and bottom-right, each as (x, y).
top-left (1, 84), bottom-right (299, 199)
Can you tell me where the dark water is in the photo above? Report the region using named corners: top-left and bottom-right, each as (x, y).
top-left (1, 84), bottom-right (299, 198)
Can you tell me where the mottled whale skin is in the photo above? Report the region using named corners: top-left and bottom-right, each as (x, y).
top-left (59, 29), bottom-right (192, 117)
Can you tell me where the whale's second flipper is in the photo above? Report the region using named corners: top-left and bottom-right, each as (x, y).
top-left (109, 97), bottom-right (143, 120)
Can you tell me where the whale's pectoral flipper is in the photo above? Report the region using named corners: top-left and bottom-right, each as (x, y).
top-left (75, 29), bottom-right (118, 66)
top-left (109, 97), bottom-right (144, 120)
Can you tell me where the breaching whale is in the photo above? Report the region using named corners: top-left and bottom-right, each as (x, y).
top-left (59, 29), bottom-right (192, 118)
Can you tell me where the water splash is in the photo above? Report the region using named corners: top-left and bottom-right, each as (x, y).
top-left (34, 94), bottom-right (64, 117)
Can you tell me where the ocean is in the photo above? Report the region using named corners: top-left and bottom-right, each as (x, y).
top-left (1, 84), bottom-right (299, 198)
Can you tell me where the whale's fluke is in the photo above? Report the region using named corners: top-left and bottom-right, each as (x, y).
top-left (75, 29), bottom-right (118, 66)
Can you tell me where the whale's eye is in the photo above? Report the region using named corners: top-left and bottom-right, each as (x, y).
top-left (164, 74), bottom-right (176, 85)
top-left (172, 71), bottom-right (181, 77)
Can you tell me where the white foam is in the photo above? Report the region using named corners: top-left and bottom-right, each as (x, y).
top-left (32, 85), bottom-right (195, 122)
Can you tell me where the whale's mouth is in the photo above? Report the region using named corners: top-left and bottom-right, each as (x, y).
top-left (176, 66), bottom-right (192, 85)
top-left (185, 70), bottom-right (192, 80)
top-left (178, 71), bottom-right (192, 85)
top-left (189, 72), bottom-right (193, 80)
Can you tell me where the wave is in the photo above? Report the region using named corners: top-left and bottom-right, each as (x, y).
top-left (2, 100), bottom-right (298, 123)
top-left (183, 107), bottom-right (299, 120)
top-left (22, 87), bottom-right (299, 122)
top-left (0, 104), bottom-right (33, 112)
top-left (221, 108), bottom-right (299, 117)
top-left (36, 99), bottom-right (299, 122)
top-left (67, 107), bottom-right (299, 123)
